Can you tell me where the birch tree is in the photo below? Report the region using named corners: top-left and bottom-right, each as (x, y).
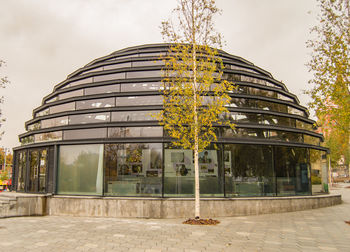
top-left (306, 0), bottom-right (350, 166)
top-left (160, 0), bottom-right (234, 219)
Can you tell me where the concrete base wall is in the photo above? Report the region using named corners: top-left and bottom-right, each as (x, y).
top-left (46, 194), bottom-right (342, 218)
top-left (0, 193), bottom-right (46, 218)
top-left (1, 192), bottom-right (342, 218)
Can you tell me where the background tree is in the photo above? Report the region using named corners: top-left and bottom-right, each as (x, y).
top-left (0, 60), bottom-right (9, 140)
top-left (160, 0), bottom-right (234, 219)
top-left (306, 0), bottom-right (350, 166)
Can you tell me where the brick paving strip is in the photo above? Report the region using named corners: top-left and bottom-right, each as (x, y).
top-left (0, 184), bottom-right (349, 252)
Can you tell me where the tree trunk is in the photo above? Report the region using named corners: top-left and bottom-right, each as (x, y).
top-left (192, 0), bottom-right (200, 219)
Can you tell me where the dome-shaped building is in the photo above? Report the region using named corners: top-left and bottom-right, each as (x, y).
top-left (13, 44), bottom-right (329, 198)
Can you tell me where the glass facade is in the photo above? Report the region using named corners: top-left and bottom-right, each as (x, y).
top-left (13, 44), bottom-right (328, 198)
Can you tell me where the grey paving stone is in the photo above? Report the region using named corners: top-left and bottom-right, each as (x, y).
top-left (0, 184), bottom-right (350, 252)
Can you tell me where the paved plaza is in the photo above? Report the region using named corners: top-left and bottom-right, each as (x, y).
top-left (0, 184), bottom-right (349, 252)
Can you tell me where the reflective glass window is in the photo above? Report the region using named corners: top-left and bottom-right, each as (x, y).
top-left (263, 115), bottom-right (296, 128)
top-left (132, 60), bottom-right (164, 67)
top-left (104, 143), bottom-right (162, 196)
top-left (296, 120), bottom-right (313, 131)
top-left (222, 128), bottom-right (268, 139)
top-left (111, 110), bottom-right (158, 121)
top-left (275, 147), bottom-right (311, 196)
top-left (94, 72), bottom-right (125, 82)
top-left (36, 108), bottom-right (50, 118)
top-left (126, 70), bottom-right (161, 79)
top-left (28, 150), bottom-right (39, 192)
top-left (69, 77), bottom-right (93, 87)
top-left (224, 144), bottom-right (275, 196)
top-left (28, 122), bottom-right (41, 131)
top-left (76, 97), bottom-right (114, 110)
top-left (41, 116), bottom-right (69, 129)
top-left (310, 150), bottom-right (328, 194)
top-left (115, 95), bottom-right (163, 106)
top-left (63, 128), bottom-right (107, 140)
top-left (85, 84), bottom-right (120, 95)
top-left (57, 144), bottom-right (104, 195)
top-left (34, 131), bottom-right (62, 143)
top-left (138, 52), bottom-right (161, 57)
top-left (103, 62), bottom-right (131, 70)
top-left (230, 112), bottom-right (263, 124)
top-left (277, 93), bottom-right (294, 102)
top-left (50, 102), bottom-right (75, 114)
top-left (288, 106), bottom-right (305, 117)
top-left (304, 135), bottom-right (320, 146)
top-left (59, 89), bottom-right (84, 100)
top-left (82, 66), bottom-right (104, 75)
top-left (16, 151), bottom-right (27, 191)
top-left (46, 96), bottom-right (58, 103)
top-left (121, 82), bottom-right (161, 92)
top-left (69, 112), bottom-right (110, 125)
top-left (20, 136), bottom-right (34, 145)
top-left (108, 127), bottom-right (163, 138)
top-left (269, 131), bottom-right (303, 143)
top-left (164, 145), bottom-right (223, 197)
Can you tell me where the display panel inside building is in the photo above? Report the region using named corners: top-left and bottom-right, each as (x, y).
top-left (12, 44), bottom-right (329, 197)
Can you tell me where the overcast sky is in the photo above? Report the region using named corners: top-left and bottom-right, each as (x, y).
top-left (0, 0), bottom-right (320, 150)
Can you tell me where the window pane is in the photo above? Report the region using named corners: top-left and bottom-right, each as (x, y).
top-left (28, 122), bottom-right (41, 131)
top-left (69, 77), bottom-right (93, 87)
top-left (126, 70), bottom-right (161, 78)
top-left (28, 150), bottom-right (39, 192)
top-left (16, 151), bottom-right (27, 191)
top-left (310, 150), bottom-right (328, 194)
top-left (111, 110), bottom-right (158, 121)
top-left (103, 62), bottom-right (131, 70)
top-left (224, 144), bottom-right (275, 197)
top-left (275, 147), bottom-right (310, 196)
top-left (63, 128), bottom-right (107, 140)
top-left (82, 66), bottom-right (103, 75)
top-left (108, 127), bottom-right (163, 138)
top-left (39, 149), bottom-right (47, 192)
top-left (121, 82), bottom-right (161, 92)
top-left (164, 146), bottom-right (223, 197)
top-left (76, 98), bottom-right (114, 110)
top-left (20, 136), bottom-right (34, 145)
top-left (46, 96), bottom-right (58, 103)
top-left (36, 108), bottom-right (50, 118)
top-left (222, 128), bottom-right (268, 139)
top-left (269, 131), bottom-right (303, 143)
top-left (59, 89), bottom-right (84, 100)
top-left (132, 60), bottom-right (164, 67)
top-left (288, 106), bottom-right (305, 116)
top-left (296, 120), bottom-right (313, 130)
top-left (34, 131), bottom-right (62, 143)
top-left (50, 102), bottom-right (75, 114)
top-left (57, 144), bottom-right (104, 195)
top-left (41, 116), bottom-right (69, 129)
top-left (115, 95), bottom-right (163, 106)
top-left (85, 84), bottom-right (120, 95)
top-left (69, 112), bottom-right (110, 124)
top-left (304, 135), bottom-right (320, 146)
top-left (104, 143), bottom-right (162, 196)
top-left (94, 72), bottom-right (125, 82)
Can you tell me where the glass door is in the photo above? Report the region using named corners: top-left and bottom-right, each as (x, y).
top-left (29, 150), bottom-right (39, 192)
top-left (28, 148), bottom-right (48, 193)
